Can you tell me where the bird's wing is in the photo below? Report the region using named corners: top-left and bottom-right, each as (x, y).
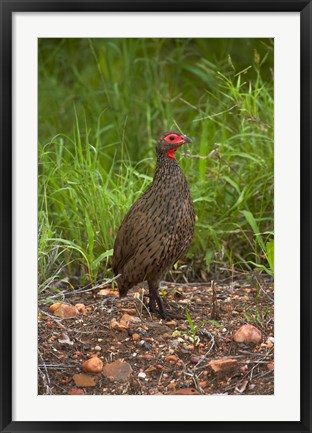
top-left (112, 208), bottom-right (163, 273)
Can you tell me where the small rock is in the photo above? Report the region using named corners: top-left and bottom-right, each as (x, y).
top-left (165, 354), bottom-right (178, 364)
top-left (68, 388), bottom-right (85, 395)
top-left (120, 314), bottom-right (141, 326)
top-left (82, 356), bottom-right (103, 374)
top-left (209, 358), bottom-right (238, 376)
top-left (169, 339), bottom-right (182, 349)
top-left (168, 388), bottom-right (200, 395)
top-left (145, 365), bottom-right (157, 373)
top-left (144, 322), bottom-right (171, 335)
top-left (49, 303), bottom-right (79, 319)
top-left (198, 380), bottom-right (207, 388)
top-left (240, 365), bottom-right (249, 374)
top-left (138, 372), bottom-right (146, 379)
top-left (267, 362), bottom-right (274, 371)
top-left (233, 324), bottom-right (262, 344)
top-left (234, 379), bottom-right (248, 394)
top-left (75, 303), bottom-right (87, 314)
top-left (132, 333), bottom-right (141, 341)
top-left (143, 354), bottom-right (153, 360)
top-left (58, 332), bottom-right (73, 345)
top-left (73, 373), bottom-right (96, 387)
top-left (102, 359), bottom-right (132, 381)
top-left (94, 345), bottom-right (101, 351)
top-left (98, 289), bottom-right (118, 296)
top-left (110, 318), bottom-right (128, 331)
top-left (190, 354), bottom-right (201, 364)
top-left (119, 308), bottom-right (137, 314)
top-left (165, 320), bottom-right (177, 327)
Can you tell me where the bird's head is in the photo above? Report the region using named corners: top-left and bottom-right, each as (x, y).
top-left (156, 130), bottom-right (192, 160)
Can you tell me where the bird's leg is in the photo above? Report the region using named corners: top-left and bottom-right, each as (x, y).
top-left (147, 281), bottom-right (184, 319)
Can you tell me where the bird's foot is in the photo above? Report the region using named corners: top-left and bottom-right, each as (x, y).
top-left (148, 297), bottom-right (185, 320)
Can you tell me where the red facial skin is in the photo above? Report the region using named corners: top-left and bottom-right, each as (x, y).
top-left (164, 133), bottom-right (186, 159)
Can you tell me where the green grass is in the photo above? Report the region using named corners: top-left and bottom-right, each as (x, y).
top-left (38, 38), bottom-right (274, 289)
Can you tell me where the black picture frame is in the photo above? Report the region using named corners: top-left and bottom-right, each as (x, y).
top-left (1, 1), bottom-right (311, 432)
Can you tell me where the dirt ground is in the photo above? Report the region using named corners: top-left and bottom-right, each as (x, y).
top-left (38, 272), bottom-right (274, 396)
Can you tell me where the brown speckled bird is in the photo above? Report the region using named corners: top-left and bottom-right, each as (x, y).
top-left (112, 131), bottom-right (195, 318)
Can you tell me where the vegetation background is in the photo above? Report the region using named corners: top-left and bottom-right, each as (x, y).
top-left (38, 38), bottom-right (274, 293)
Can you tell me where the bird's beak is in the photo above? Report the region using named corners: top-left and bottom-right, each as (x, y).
top-left (183, 135), bottom-right (192, 144)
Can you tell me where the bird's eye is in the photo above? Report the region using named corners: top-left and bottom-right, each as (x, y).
top-left (169, 135), bottom-right (175, 141)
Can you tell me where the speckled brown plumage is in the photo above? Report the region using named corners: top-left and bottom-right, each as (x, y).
top-left (112, 131), bottom-right (195, 318)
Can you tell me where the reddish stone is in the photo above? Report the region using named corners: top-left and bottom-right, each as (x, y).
top-left (209, 358), bottom-right (238, 376)
top-left (233, 324), bottom-right (262, 344)
top-left (73, 373), bottom-right (96, 387)
top-left (82, 356), bottom-right (103, 374)
top-left (49, 303), bottom-right (79, 318)
top-left (102, 359), bottom-right (132, 381)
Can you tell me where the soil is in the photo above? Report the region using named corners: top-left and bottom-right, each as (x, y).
top-left (38, 272), bottom-right (274, 396)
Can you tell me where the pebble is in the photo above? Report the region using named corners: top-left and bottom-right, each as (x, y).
top-left (120, 313), bottom-right (141, 326)
top-left (110, 318), bottom-right (128, 331)
top-left (94, 345), bottom-right (101, 351)
top-left (166, 320), bottom-right (177, 327)
top-left (169, 339), bottom-right (182, 349)
top-left (132, 333), bottom-right (141, 341)
top-left (68, 388), bottom-right (85, 395)
top-left (58, 333), bottom-right (73, 345)
top-left (209, 358), bottom-right (238, 376)
top-left (75, 303), bottom-right (86, 314)
top-left (233, 324), bottom-right (262, 344)
top-left (145, 365), bottom-right (157, 373)
top-left (190, 354), bottom-right (201, 364)
top-left (138, 372), bottom-right (147, 379)
top-left (73, 373), bottom-right (96, 387)
top-left (165, 355), bottom-right (178, 363)
top-left (102, 359), bottom-right (133, 381)
top-left (82, 356), bottom-right (103, 374)
top-left (49, 303), bottom-right (79, 319)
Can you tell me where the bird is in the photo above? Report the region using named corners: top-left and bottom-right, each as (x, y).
top-left (112, 130), bottom-right (195, 318)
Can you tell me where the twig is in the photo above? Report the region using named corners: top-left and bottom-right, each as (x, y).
top-left (40, 309), bottom-right (66, 329)
top-left (134, 291), bottom-right (152, 320)
top-left (210, 280), bottom-right (220, 320)
top-left (73, 274), bottom-right (122, 295)
top-left (38, 352), bottom-right (53, 395)
top-left (253, 273), bottom-right (274, 303)
top-left (43, 274), bottom-right (122, 299)
top-left (38, 364), bottom-right (77, 369)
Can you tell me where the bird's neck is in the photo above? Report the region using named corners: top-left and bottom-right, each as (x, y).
top-left (152, 151), bottom-right (185, 188)
top-left (155, 151), bottom-right (180, 171)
